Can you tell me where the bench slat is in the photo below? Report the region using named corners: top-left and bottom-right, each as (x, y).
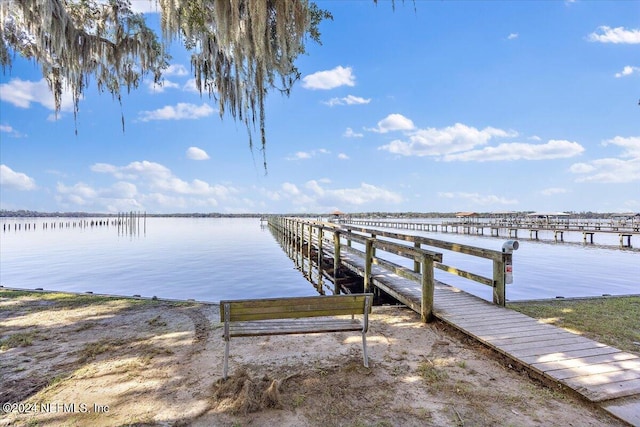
top-left (220, 294), bottom-right (371, 322)
top-left (229, 319), bottom-right (363, 337)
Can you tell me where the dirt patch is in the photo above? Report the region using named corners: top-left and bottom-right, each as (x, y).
top-left (0, 291), bottom-right (627, 426)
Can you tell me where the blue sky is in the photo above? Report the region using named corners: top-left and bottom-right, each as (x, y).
top-left (1, 0), bottom-right (639, 214)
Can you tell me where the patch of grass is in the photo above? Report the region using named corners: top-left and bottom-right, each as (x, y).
top-left (0, 331), bottom-right (38, 350)
top-left (291, 394), bottom-right (306, 408)
top-left (0, 289), bottom-right (198, 314)
top-left (77, 338), bottom-right (128, 363)
top-left (417, 359), bottom-right (448, 383)
top-left (74, 322), bottom-right (99, 332)
top-left (147, 315), bottom-right (167, 327)
top-left (509, 296), bottom-right (640, 354)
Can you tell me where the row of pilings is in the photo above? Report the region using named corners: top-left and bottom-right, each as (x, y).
top-left (2, 212), bottom-right (146, 236)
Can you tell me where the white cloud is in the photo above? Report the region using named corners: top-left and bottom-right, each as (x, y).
top-left (148, 79), bottom-right (180, 93)
top-left (0, 124), bottom-right (25, 138)
top-left (324, 95), bottom-right (371, 106)
top-left (282, 182), bottom-right (301, 196)
top-left (603, 136), bottom-right (640, 158)
top-left (437, 192), bottom-right (518, 206)
top-left (0, 164), bottom-right (36, 190)
top-left (569, 163), bottom-right (596, 174)
top-left (507, 33), bottom-right (519, 40)
top-left (379, 123), bottom-right (515, 156)
top-left (91, 160), bottom-right (236, 197)
top-left (540, 187), bottom-right (568, 196)
top-left (303, 180), bottom-right (403, 206)
top-left (0, 78), bottom-right (75, 112)
top-left (570, 136), bottom-right (640, 183)
top-left (129, 0), bottom-right (160, 14)
top-left (137, 103), bottom-right (215, 121)
top-left (302, 66), bottom-right (355, 90)
top-left (56, 182), bottom-right (98, 204)
top-left (343, 127), bottom-right (364, 138)
top-left (165, 64), bottom-right (189, 76)
top-left (285, 149), bottom-right (330, 160)
top-left (183, 79), bottom-right (200, 93)
top-left (571, 158), bottom-right (640, 183)
top-left (186, 146), bottom-right (210, 160)
top-left (369, 113), bottom-right (415, 134)
top-left (443, 139), bottom-right (585, 162)
top-left (338, 153), bottom-right (350, 160)
top-left (287, 151), bottom-right (311, 160)
top-left (615, 66), bottom-right (640, 78)
top-left (588, 26), bottom-right (640, 44)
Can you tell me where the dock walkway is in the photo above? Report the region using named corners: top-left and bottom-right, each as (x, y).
top-left (333, 248), bottom-right (640, 425)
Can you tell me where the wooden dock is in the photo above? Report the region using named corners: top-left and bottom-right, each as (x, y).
top-left (343, 217), bottom-right (640, 248)
top-left (269, 217), bottom-right (640, 425)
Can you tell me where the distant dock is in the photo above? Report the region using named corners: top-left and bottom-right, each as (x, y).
top-left (341, 216), bottom-right (639, 248)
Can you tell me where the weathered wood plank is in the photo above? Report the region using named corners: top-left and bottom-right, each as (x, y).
top-left (531, 353), bottom-right (639, 372)
top-left (474, 330), bottom-right (559, 342)
top-left (566, 377), bottom-right (640, 402)
top-left (439, 317), bottom-right (534, 331)
top-left (518, 346), bottom-right (623, 365)
top-left (481, 330), bottom-right (578, 346)
top-left (602, 397), bottom-right (640, 425)
top-left (542, 359), bottom-right (640, 380)
top-left (220, 294), bottom-right (371, 322)
top-left (509, 341), bottom-right (611, 358)
top-left (498, 336), bottom-right (594, 353)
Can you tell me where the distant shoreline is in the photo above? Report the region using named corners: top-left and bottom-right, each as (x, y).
top-left (1, 210), bottom-right (634, 219)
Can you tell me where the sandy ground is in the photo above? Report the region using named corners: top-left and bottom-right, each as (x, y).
top-left (0, 292), bottom-right (627, 427)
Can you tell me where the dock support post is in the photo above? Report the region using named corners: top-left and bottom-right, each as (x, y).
top-left (307, 223), bottom-right (312, 277)
top-left (583, 232), bottom-right (594, 244)
top-left (421, 255), bottom-right (435, 323)
top-left (414, 242), bottom-right (421, 273)
top-left (620, 234), bottom-right (632, 248)
top-left (333, 231), bottom-right (341, 294)
top-left (317, 227), bottom-right (324, 289)
top-left (364, 238), bottom-right (374, 293)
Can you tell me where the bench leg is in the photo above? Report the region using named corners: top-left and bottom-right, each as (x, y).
top-left (362, 332), bottom-right (369, 368)
top-left (223, 340), bottom-right (230, 380)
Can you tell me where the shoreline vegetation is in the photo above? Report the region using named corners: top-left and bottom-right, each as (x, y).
top-left (1, 289), bottom-right (636, 426)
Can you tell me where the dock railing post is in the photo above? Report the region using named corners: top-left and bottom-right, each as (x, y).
top-left (307, 223), bottom-right (312, 276)
top-left (364, 238), bottom-right (374, 293)
top-left (333, 231), bottom-right (341, 294)
top-left (494, 240), bottom-right (517, 306)
top-left (317, 226), bottom-right (324, 288)
top-left (493, 258), bottom-right (506, 306)
top-left (421, 254), bottom-right (435, 323)
top-left (414, 242), bottom-right (421, 273)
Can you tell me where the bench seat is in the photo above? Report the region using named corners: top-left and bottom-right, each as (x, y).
top-left (227, 318), bottom-right (364, 337)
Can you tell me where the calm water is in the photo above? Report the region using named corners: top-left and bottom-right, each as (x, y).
top-left (0, 217), bottom-right (638, 303)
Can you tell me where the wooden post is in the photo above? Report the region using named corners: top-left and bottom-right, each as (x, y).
top-left (317, 226), bottom-right (324, 288)
top-left (364, 238), bottom-right (374, 293)
top-left (371, 233), bottom-right (376, 257)
top-left (493, 255), bottom-right (508, 306)
top-left (307, 223), bottom-right (312, 277)
top-left (413, 242), bottom-right (421, 273)
top-left (333, 231), bottom-right (341, 294)
top-left (421, 255), bottom-right (435, 323)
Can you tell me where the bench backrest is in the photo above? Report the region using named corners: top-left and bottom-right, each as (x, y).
top-left (220, 293), bottom-right (373, 322)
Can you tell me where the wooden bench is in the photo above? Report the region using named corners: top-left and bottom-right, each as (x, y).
top-left (220, 293), bottom-right (373, 379)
